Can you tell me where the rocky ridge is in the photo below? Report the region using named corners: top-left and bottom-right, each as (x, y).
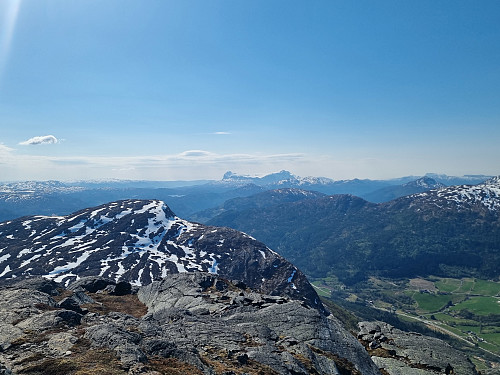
top-left (0, 273), bottom-right (383, 375)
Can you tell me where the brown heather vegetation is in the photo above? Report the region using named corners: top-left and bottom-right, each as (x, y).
top-left (200, 347), bottom-right (279, 375)
top-left (82, 293), bottom-right (148, 318)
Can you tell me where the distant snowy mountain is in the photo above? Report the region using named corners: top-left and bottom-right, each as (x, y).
top-left (410, 175), bottom-right (500, 211)
top-left (219, 170), bottom-right (493, 196)
top-left (424, 173), bottom-right (493, 186)
top-left (407, 176), bottom-right (446, 189)
top-left (0, 181), bottom-right (84, 199)
top-left (0, 199), bottom-right (322, 310)
top-left (221, 170), bottom-right (334, 186)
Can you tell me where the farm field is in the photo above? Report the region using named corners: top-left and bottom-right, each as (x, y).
top-left (312, 275), bottom-right (500, 363)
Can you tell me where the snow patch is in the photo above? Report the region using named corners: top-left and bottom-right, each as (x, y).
top-left (0, 265), bottom-right (11, 277)
top-left (209, 258), bottom-right (219, 274)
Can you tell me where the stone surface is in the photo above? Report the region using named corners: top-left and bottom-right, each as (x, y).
top-left (371, 358), bottom-right (435, 375)
top-left (358, 321), bottom-right (477, 375)
top-left (0, 272), bottom-right (381, 375)
top-left (136, 272), bottom-right (381, 375)
top-left (16, 309), bottom-right (82, 331)
top-left (47, 332), bottom-right (78, 355)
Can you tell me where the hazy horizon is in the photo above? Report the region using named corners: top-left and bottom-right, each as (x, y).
top-left (1, 1), bottom-right (499, 181)
top-left (0, 169), bottom-right (496, 184)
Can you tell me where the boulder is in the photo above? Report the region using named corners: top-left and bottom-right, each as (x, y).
top-left (68, 276), bottom-right (116, 293)
top-left (16, 310), bottom-right (82, 331)
top-left (0, 277), bottom-right (60, 296)
top-left (47, 332), bottom-right (78, 355)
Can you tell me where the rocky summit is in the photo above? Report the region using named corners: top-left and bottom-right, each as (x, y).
top-left (0, 199), bottom-right (322, 312)
top-left (0, 273), bottom-right (383, 375)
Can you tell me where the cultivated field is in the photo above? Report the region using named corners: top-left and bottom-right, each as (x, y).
top-left (311, 274), bottom-right (500, 369)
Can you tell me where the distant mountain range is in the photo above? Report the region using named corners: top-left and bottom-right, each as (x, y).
top-left (0, 199), bottom-right (322, 311)
top-left (362, 176), bottom-right (446, 203)
top-left (0, 180), bottom-right (265, 222)
top-left (208, 177), bottom-right (500, 284)
top-left (221, 170), bottom-right (336, 186)
top-left (0, 171), bottom-right (493, 222)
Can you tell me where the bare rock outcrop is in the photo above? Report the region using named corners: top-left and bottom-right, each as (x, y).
top-left (358, 321), bottom-right (478, 375)
top-left (0, 273), bottom-right (382, 375)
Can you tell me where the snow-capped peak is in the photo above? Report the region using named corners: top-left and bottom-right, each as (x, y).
top-left (220, 170), bottom-right (334, 187)
top-left (0, 199), bottom-right (321, 309)
top-left (403, 177), bottom-right (445, 189)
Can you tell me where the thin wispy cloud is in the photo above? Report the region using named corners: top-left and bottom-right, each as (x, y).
top-left (19, 135), bottom-right (58, 146)
top-left (212, 132), bottom-right (231, 135)
top-left (0, 147), bottom-right (433, 181)
top-left (0, 143), bottom-right (14, 154)
top-left (178, 150), bottom-right (214, 158)
top-left (16, 150), bottom-right (307, 180)
top-left (50, 159), bottom-right (90, 165)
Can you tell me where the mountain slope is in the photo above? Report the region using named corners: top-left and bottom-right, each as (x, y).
top-left (0, 199), bottom-right (322, 311)
top-left (362, 176), bottom-right (446, 203)
top-left (208, 178), bottom-right (500, 283)
top-left (190, 188), bottom-right (326, 223)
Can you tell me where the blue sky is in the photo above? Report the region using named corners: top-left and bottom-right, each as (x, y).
top-left (0, 0), bottom-right (499, 181)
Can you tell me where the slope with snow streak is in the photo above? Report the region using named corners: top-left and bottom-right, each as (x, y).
top-left (0, 199), bottom-right (323, 312)
top-left (410, 176), bottom-right (500, 211)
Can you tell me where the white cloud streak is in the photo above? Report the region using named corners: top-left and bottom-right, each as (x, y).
top-left (212, 131), bottom-right (230, 135)
top-left (0, 149), bottom-right (308, 180)
top-left (178, 150), bottom-right (214, 158)
top-left (19, 135), bottom-right (59, 146)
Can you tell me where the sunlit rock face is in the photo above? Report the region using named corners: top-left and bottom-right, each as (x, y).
top-left (0, 273), bottom-right (382, 375)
